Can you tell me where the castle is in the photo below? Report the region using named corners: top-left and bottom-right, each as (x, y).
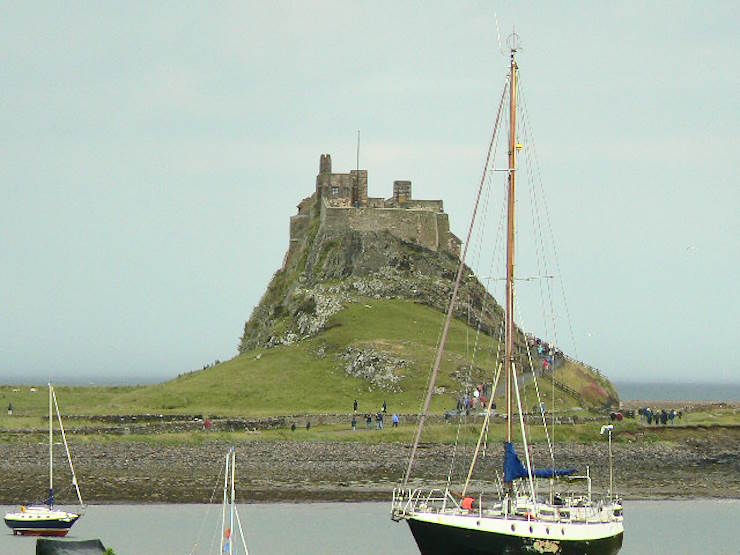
top-left (288, 154), bottom-right (461, 263)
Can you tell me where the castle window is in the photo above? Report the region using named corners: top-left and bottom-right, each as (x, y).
top-left (331, 186), bottom-right (339, 196)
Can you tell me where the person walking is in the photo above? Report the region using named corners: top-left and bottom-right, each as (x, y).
top-left (382, 400), bottom-right (387, 413)
top-left (351, 415), bottom-right (357, 431)
top-left (353, 399), bottom-right (358, 412)
top-left (392, 413), bottom-right (399, 428)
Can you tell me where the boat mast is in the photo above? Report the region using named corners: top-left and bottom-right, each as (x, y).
top-left (220, 450), bottom-right (229, 555)
top-left (48, 383), bottom-right (53, 507)
top-left (230, 448), bottom-right (236, 555)
top-left (504, 39), bottom-right (518, 487)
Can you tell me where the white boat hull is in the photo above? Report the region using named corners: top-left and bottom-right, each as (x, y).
top-left (405, 511), bottom-right (623, 554)
top-left (4, 506), bottom-right (80, 537)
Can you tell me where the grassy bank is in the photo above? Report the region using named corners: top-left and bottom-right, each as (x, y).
top-left (0, 299), bottom-right (602, 418)
top-left (1, 406), bottom-right (737, 446)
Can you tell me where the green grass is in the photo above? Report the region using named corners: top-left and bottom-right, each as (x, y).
top-left (0, 386), bottom-right (142, 418)
top-left (0, 410), bottom-right (735, 447)
top-left (0, 299), bottom-right (618, 420)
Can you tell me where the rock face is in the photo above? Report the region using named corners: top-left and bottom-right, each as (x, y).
top-left (240, 226), bottom-right (504, 354)
top-left (340, 347), bottom-right (407, 392)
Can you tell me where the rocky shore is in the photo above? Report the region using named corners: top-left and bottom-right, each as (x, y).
top-left (0, 426), bottom-right (737, 504)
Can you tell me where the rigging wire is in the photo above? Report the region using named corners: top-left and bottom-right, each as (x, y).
top-left (448, 80), bottom-right (512, 487)
top-left (519, 77), bottom-right (557, 349)
top-left (188, 454), bottom-right (227, 555)
top-left (402, 78), bottom-right (510, 487)
top-left (518, 74), bottom-right (581, 361)
top-left (515, 305), bottom-right (555, 467)
top-left (446, 121), bottom-right (504, 490)
top-left (518, 72), bottom-right (577, 468)
top-left (511, 361), bottom-right (537, 504)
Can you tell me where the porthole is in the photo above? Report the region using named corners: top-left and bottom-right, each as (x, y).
top-left (476, 521), bottom-right (480, 526)
top-left (546, 528), bottom-right (550, 535)
top-left (529, 526), bottom-right (533, 533)
top-left (561, 528), bottom-right (565, 536)
top-left (511, 524), bottom-right (516, 532)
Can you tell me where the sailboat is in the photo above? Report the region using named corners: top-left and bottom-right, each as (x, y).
top-left (188, 447), bottom-right (249, 555)
top-left (218, 448), bottom-right (249, 555)
top-left (4, 384), bottom-right (84, 537)
top-left (391, 36), bottom-right (624, 554)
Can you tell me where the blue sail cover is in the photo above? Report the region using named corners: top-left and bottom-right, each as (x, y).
top-left (504, 442), bottom-right (576, 482)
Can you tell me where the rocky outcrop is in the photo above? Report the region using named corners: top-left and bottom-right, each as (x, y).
top-left (340, 347), bottom-right (408, 392)
top-left (240, 228), bottom-right (504, 353)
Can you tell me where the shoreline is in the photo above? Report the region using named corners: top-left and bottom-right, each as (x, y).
top-left (1, 428), bottom-right (737, 505)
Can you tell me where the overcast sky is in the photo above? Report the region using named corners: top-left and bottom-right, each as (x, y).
top-left (1, 2), bottom-right (737, 385)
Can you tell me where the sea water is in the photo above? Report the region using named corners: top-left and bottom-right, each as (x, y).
top-left (615, 381), bottom-right (740, 402)
top-left (1, 500), bottom-right (737, 554)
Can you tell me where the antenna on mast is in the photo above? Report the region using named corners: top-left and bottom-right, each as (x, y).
top-left (354, 130), bottom-right (361, 208)
top-left (507, 28), bottom-right (522, 54)
top-left (495, 12), bottom-right (504, 56)
top-left (356, 130), bottom-right (360, 172)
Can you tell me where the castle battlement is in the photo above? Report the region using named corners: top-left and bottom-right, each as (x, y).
top-left (288, 154), bottom-right (461, 264)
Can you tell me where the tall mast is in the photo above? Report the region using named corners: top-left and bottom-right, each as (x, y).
top-left (220, 450), bottom-right (229, 555)
top-left (230, 448), bottom-right (236, 555)
top-left (505, 43), bottom-right (518, 448)
top-left (48, 383), bottom-right (53, 506)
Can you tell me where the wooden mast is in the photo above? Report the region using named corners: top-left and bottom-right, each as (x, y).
top-left (504, 40), bottom-right (518, 488)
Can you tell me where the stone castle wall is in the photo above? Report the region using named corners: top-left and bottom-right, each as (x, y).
top-left (320, 200), bottom-right (451, 253)
top-left (287, 154), bottom-right (461, 264)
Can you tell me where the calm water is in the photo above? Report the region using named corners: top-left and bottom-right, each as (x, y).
top-left (1, 500), bottom-right (738, 554)
top-left (615, 381), bottom-right (740, 402)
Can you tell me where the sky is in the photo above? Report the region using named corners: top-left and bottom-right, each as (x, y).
top-left (1, 2), bottom-right (737, 385)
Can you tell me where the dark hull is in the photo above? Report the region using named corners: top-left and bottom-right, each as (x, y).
top-left (4, 515), bottom-right (79, 537)
top-left (408, 519), bottom-right (623, 555)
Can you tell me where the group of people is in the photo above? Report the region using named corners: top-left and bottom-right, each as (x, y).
top-left (528, 334), bottom-right (564, 374)
top-left (351, 399), bottom-right (399, 431)
top-left (456, 383), bottom-right (492, 414)
top-left (638, 407), bottom-right (682, 425)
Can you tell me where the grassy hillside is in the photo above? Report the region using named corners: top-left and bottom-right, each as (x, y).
top-left (1, 298), bottom-right (596, 417)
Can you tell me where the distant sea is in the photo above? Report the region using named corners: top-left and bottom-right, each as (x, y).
top-left (615, 381), bottom-right (740, 402)
top-left (1, 374), bottom-right (167, 386)
top-left (4, 376), bottom-right (740, 402)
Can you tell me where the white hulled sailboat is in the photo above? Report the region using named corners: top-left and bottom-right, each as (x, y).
top-left (391, 36), bottom-right (624, 555)
top-left (5, 384), bottom-right (84, 537)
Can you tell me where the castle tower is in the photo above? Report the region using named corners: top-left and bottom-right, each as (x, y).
top-left (319, 154), bottom-right (332, 174)
top-left (315, 154), bottom-right (367, 207)
top-left (393, 180), bottom-right (412, 205)
top-left (351, 170), bottom-right (368, 207)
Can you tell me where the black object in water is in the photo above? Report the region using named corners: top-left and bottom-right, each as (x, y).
top-left (36, 538), bottom-right (107, 555)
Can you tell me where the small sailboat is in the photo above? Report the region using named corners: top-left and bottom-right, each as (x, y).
top-left (189, 447), bottom-right (249, 555)
top-left (391, 34), bottom-right (624, 554)
top-left (219, 448), bottom-right (249, 555)
top-left (5, 384), bottom-right (84, 537)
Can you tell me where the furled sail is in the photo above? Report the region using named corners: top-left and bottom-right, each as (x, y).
top-left (503, 442), bottom-right (576, 482)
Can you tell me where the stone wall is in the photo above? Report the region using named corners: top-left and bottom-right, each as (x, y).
top-left (316, 170), bottom-right (368, 206)
top-left (320, 200), bottom-right (454, 253)
top-left (289, 213), bottom-right (311, 252)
